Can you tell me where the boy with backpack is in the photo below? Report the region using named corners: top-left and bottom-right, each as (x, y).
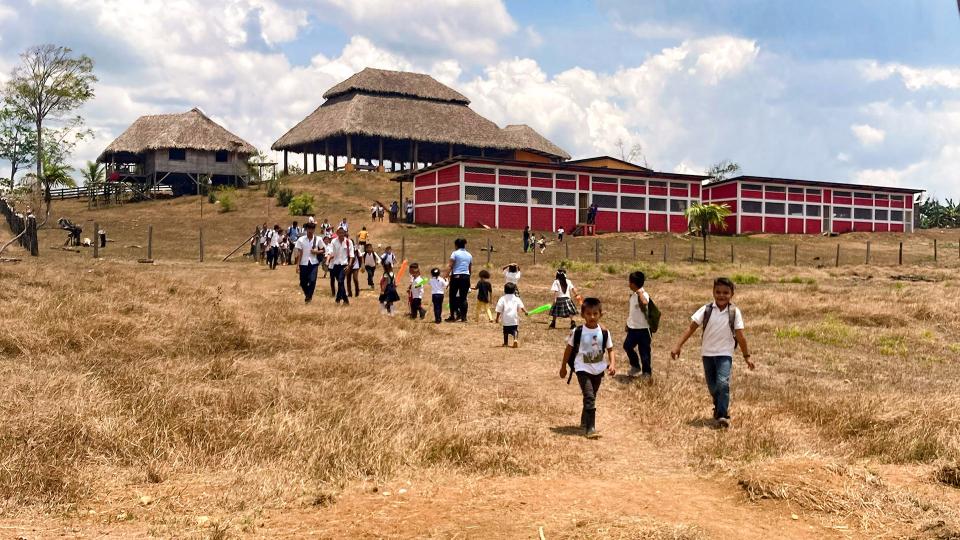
top-left (670, 277), bottom-right (754, 429)
top-left (559, 297), bottom-right (616, 439)
top-left (624, 271), bottom-right (660, 380)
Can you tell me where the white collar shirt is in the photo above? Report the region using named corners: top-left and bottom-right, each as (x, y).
top-left (691, 302), bottom-right (744, 357)
top-left (327, 237), bottom-right (353, 265)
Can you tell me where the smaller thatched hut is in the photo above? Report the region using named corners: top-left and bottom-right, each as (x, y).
top-left (98, 108), bottom-right (257, 196)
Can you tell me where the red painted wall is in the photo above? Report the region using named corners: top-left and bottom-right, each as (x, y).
top-left (531, 178), bottom-right (552, 189)
top-left (578, 175), bottom-right (590, 190)
top-left (853, 221), bottom-right (872, 232)
top-left (593, 183), bottom-right (618, 193)
top-left (464, 203), bottom-right (495, 228)
top-left (556, 180), bottom-right (576, 190)
top-left (805, 219), bottom-right (821, 234)
top-left (531, 207), bottom-right (553, 231)
top-left (648, 186), bottom-right (667, 196)
top-left (765, 217), bottom-right (786, 234)
top-left (416, 205), bottom-right (436, 225)
top-left (710, 183), bottom-right (737, 199)
top-left (555, 209), bottom-right (576, 231)
top-left (741, 189), bottom-right (762, 199)
top-left (787, 218), bottom-right (804, 234)
top-left (890, 223), bottom-right (904, 232)
top-left (621, 185), bottom-right (646, 195)
top-left (415, 171), bottom-right (436, 187)
top-left (854, 197), bottom-right (872, 206)
top-left (806, 194), bottom-right (822, 203)
top-left (437, 165), bottom-right (460, 185)
top-left (875, 223), bottom-right (889, 232)
top-left (648, 213), bottom-right (667, 232)
top-left (415, 189), bottom-right (436, 204)
top-left (765, 192), bottom-right (786, 201)
top-left (741, 216), bottom-right (762, 233)
top-left (669, 215), bottom-right (688, 233)
top-left (498, 205), bottom-right (528, 230)
top-left (498, 175), bottom-right (527, 187)
top-left (437, 185), bottom-right (459, 202)
top-left (832, 220), bottom-right (852, 233)
top-left (670, 187), bottom-right (688, 198)
top-left (712, 199), bottom-right (737, 213)
top-left (595, 211), bottom-right (618, 232)
top-left (690, 184), bottom-right (701, 198)
top-left (834, 196), bottom-right (852, 205)
top-left (620, 212), bottom-right (645, 232)
top-left (436, 203), bottom-right (459, 226)
top-left (464, 172), bottom-right (494, 184)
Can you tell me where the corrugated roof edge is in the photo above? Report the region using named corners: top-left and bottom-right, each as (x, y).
top-left (392, 156), bottom-right (710, 182)
top-left (707, 175), bottom-right (925, 194)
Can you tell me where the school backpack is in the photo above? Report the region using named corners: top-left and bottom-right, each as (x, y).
top-left (701, 303), bottom-right (738, 349)
top-left (643, 296), bottom-right (661, 334)
top-left (565, 325), bottom-right (610, 384)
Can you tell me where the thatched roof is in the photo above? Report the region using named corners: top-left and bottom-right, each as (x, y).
top-left (98, 108), bottom-right (256, 162)
top-left (273, 69), bottom-right (569, 160)
top-left (323, 67), bottom-right (469, 104)
top-left (501, 124), bottom-right (571, 160)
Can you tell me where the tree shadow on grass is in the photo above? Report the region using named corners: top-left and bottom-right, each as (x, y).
top-left (550, 425), bottom-right (585, 437)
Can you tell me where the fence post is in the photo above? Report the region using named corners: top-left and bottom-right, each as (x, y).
top-left (632, 239), bottom-right (637, 260)
top-left (767, 245), bottom-right (772, 266)
top-left (532, 241), bottom-right (537, 265)
top-left (866, 241), bottom-right (871, 265)
top-left (595, 238), bottom-right (600, 263)
top-left (690, 241), bottom-right (695, 262)
top-left (730, 243), bottom-right (735, 263)
top-left (793, 244), bottom-right (798, 266)
top-left (199, 227), bottom-right (204, 262)
top-left (835, 244), bottom-right (840, 267)
top-left (663, 242), bottom-right (668, 264)
top-left (147, 225), bottom-right (153, 260)
top-left (93, 221), bottom-right (99, 259)
top-left (898, 242), bottom-right (903, 265)
top-left (565, 240), bottom-right (569, 260)
top-left (486, 237), bottom-right (491, 266)
top-left (934, 238), bottom-right (938, 262)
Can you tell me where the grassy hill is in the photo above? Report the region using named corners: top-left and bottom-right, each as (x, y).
top-left (0, 173), bottom-right (959, 538)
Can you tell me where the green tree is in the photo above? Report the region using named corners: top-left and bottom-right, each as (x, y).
top-left (704, 160), bottom-right (741, 184)
top-left (80, 160), bottom-right (103, 186)
top-left (0, 106), bottom-right (36, 190)
top-left (685, 202), bottom-right (732, 261)
top-left (3, 44), bottom-right (96, 217)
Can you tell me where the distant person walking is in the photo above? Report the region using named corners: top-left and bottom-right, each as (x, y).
top-left (446, 238), bottom-right (473, 322)
top-left (293, 222), bottom-right (321, 303)
top-left (266, 224), bottom-right (281, 269)
top-left (405, 198), bottom-right (414, 223)
top-left (326, 226), bottom-right (354, 305)
top-left (286, 221), bottom-right (302, 264)
top-left (362, 244), bottom-right (379, 289)
top-left (522, 226), bottom-right (531, 253)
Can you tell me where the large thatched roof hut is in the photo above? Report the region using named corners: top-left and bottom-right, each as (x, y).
top-left (98, 108), bottom-right (257, 195)
top-left (271, 67), bottom-right (569, 173)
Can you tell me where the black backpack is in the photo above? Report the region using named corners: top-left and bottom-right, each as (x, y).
top-left (701, 303), bottom-right (738, 349)
top-left (565, 325), bottom-right (610, 384)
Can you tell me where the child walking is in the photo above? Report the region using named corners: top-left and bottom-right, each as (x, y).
top-left (428, 268), bottom-right (448, 324)
top-left (495, 283), bottom-right (527, 347)
top-left (379, 262), bottom-right (401, 315)
top-left (549, 269), bottom-right (579, 329)
top-left (624, 270), bottom-right (652, 379)
top-left (475, 269), bottom-right (494, 322)
top-left (670, 277), bottom-right (754, 429)
top-left (408, 263), bottom-right (427, 319)
top-left (559, 297), bottom-right (616, 438)
top-left (502, 263), bottom-right (521, 295)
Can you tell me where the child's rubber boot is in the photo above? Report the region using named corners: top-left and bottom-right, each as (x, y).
top-left (584, 409), bottom-right (599, 439)
top-left (548, 319), bottom-right (556, 329)
top-left (579, 409), bottom-right (587, 429)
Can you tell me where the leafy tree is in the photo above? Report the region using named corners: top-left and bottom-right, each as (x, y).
top-left (705, 160), bottom-right (741, 184)
top-left (685, 202), bottom-right (732, 261)
top-left (80, 160), bottom-right (104, 186)
top-left (0, 106), bottom-right (36, 189)
top-left (919, 197), bottom-right (959, 229)
top-left (3, 44), bottom-right (96, 217)
top-left (288, 194), bottom-right (315, 216)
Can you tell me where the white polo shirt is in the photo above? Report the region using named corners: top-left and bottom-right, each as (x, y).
top-left (551, 279), bottom-right (574, 299)
top-left (327, 237), bottom-right (353, 266)
top-left (495, 294), bottom-right (525, 326)
top-left (294, 235), bottom-right (321, 265)
top-left (267, 229), bottom-right (280, 248)
top-left (429, 277), bottom-right (448, 296)
top-left (410, 274), bottom-right (425, 299)
top-left (691, 303), bottom-right (745, 357)
top-left (504, 270), bottom-right (521, 285)
top-left (626, 290), bottom-right (651, 330)
top-left (568, 325), bottom-right (613, 375)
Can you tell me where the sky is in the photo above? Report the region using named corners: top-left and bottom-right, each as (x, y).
top-left (0, 0), bottom-right (958, 200)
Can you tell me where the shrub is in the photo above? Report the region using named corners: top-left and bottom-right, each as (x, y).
top-left (265, 178), bottom-right (279, 198)
top-left (207, 189), bottom-right (217, 204)
top-left (217, 188), bottom-right (237, 213)
top-left (732, 273), bottom-right (761, 285)
top-left (276, 187), bottom-right (294, 207)
top-left (288, 194), bottom-right (315, 216)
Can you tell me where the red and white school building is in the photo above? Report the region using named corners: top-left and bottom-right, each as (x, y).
top-left (402, 157), bottom-right (924, 235)
top-left (702, 176), bottom-right (924, 235)
top-left (405, 156), bottom-right (709, 233)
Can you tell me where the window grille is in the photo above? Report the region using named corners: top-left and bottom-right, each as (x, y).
top-left (875, 209), bottom-right (888, 221)
top-left (531, 190), bottom-right (553, 205)
top-left (556, 192), bottom-right (576, 207)
top-left (556, 173), bottom-right (576, 180)
top-left (891, 210), bottom-right (904, 221)
top-left (788, 203), bottom-right (804, 216)
top-left (742, 184), bottom-right (763, 191)
top-left (834, 191), bottom-right (852, 198)
top-left (499, 188), bottom-right (527, 204)
top-left (464, 186), bottom-right (494, 202)
top-left (670, 199), bottom-right (688, 212)
top-left (890, 195), bottom-right (903, 203)
top-left (593, 176), bottom-right (617, 184)
top-left (765, 186), bottom-right (786, 193)
top-left (875, 193), bottom-right (889, 200)
top-left (593, 194), bottom-right (617, 208)
top-left (499, 168), bottom-right (526, 177)
top-left (648, 180), bottom-right (667, 188)
top-left (669, 182), bottom-right (687, 190)
top-left (805, 205), bottom-right (821, 217)
top-left (806, 188), bottom-right (822, 195)
top-left (530, 171), bottom-right (552, 179)
top-left (742, 201), bottom-right (762, 213)
top-left (765, 202), bottom-right (785, 215)
top-left (854, 208), bottom-right (872, 220)
top-left (648, 198), bottom-right (667, 211)
top-left (854, 192), bottom-right (872, 199)
top-left (621, 196), bottom-right (645, 210)
top-left (788, 187), bottom-right (804, 194)
top-left (465, 166), bottom-right (494, 175)
top-left (833, 207), bottom-right (852, 219)
top-left (620, 178), bottom-right (645, 186)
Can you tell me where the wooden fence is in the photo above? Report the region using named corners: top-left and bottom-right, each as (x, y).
top-left (0, 198), bottom-right (38, 256)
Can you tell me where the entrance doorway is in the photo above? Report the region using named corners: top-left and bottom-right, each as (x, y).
top-left (578, 193), bottom-right (589, 223)
top-left (822, 206), bottom-right (831, 234)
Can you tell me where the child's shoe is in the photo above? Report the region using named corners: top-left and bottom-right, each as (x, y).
top-left (512, 339), bottom-right (519, 348)
top-left (717, 417), bottom-right (731, 429)
top-left (584, 409), bottom-right (599, 439)
top-left (548, 321), bottom-right (556, 329)
top-left (627, 367), bottom-right (642, 377)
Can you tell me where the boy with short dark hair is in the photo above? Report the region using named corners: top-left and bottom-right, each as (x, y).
top-left (671, 277), bottom-right (754, 429)
top-left (475, 269), bottom-right (493, 322)
top-left (408, 262), bottom-right (427, 319)
top-left (495, 282), bottom-right (527, 347)
top-left (624, 270), bottom-right (652, 379)
top-left (560, 297), bottom-right (616, 438)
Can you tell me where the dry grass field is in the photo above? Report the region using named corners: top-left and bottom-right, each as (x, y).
top-left (1, 173), bottom-right (959, 539)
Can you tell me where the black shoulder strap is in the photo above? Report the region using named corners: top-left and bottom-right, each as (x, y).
top-left (701, 303), bottom-right (713, 335)
top-left (727, 303), bottom-right (737, 334)
top-left (566, 326), bottom-right (583, 384)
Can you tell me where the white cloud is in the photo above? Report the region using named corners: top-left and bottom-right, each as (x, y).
top-left (612, 19), bottom-right (692, 40)
top-left (861, 60), bottom-right (960, 90)
top-left (689, 36), bottom-right (758, 85)
top-left (524, 26), bottom-right (543, 48)
top-left (851, 123), bottom-right (885, 146)
top-left (673, 161), bottom-right (705, 175)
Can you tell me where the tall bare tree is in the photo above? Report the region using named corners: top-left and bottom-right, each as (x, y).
top-left (704, 160), bottom-right (741, 184)
top-left (614, 137), bottom-right (648, 167)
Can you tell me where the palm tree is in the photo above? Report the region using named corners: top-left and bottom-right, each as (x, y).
top-left (80, 160), bottom-right (104, 186)
top-left (685, 202), bottom-right (732, 261)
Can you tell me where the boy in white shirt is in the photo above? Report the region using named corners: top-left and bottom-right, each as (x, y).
top-left (428, 268), bottom-right (448, 324)
top-left (557, 226), bottom-right (565, 242)
top-left (624, 271), bottom-right (652, 379)
top-left (501, 263), bottom-right (521, 295)
top-left (671, 277), bottom-right (754, 429)
top-left (292, 222), bottom-right (321, 303)
top-left (559, 297), bottom-right (616, 438)
top-left (495, 283), bottom-right (528, 348)
top-left (407, 262), bottom-right (427, 319)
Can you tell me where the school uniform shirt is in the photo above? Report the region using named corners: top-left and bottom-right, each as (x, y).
top-left (503, 270), bottom-right (521, 285)
top-left (551, 279), bottom-right (574, 298)
top-left (691, 303), bottom-right (745, 357)
top-left (429, 277), bottom-right (448, 296)
top-left (294, 235), bottom-right (321, 265)
top-left (338, 221), bottom-right (349, 232)
top-left (352, 251), bottom-right (362, 270)
top-left (287, 226), bottom-right (301, 243)
top-left (327, 237), bottom-right (353, 266)
top-left (381, 252), bottom-right (397, 267)
top-left (410, 275), bottom-right (425, 299)
top-left (626, 290), bottom-right (652, 330)
top-left (363, 252), bottom-right (380, 267)
top-left (450, 249), bottom-right (473, 275)
top-left (568, 325), bottom-right (614, 375)
top-left (495, 294), bottom-right (525, 326)
top-left (268, 230), bottom-right (281, 248)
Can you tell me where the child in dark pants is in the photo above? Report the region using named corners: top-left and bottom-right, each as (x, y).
top-left (408, 262), bottom-right (427, 319)
top-left (495, 283), bottom-right (527, 347)
top-left (559, 298), bottom-right (616, 438)
top-left (428, 268), bottom-right (448, 324)
top-left (623, 270), bottom-right (653, 379)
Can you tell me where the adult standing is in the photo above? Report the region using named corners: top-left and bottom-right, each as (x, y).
top-left (405, 198), bottom-right (414, 224)
top-left (522, 226), bottom-right (531, 253)
top-left (390, 201), bottom-right (399, 223)
top-left (293, 222), bottom-right (321, 303)
top-left (446, 238), bottom-right (473, 322)
top-left (326, 226), bottom-right (355, 305)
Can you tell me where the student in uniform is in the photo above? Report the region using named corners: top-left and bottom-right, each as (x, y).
top-left (293, 222), bottom-right (321, 303)
top-left (559, 297), bottom-right (616, 438)
top-left (624, 271), bottom-right (653, 379)
top-left (325, 227), bottom-right (354, 305)
top-left (363, 244), bottom-right (380, 289)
